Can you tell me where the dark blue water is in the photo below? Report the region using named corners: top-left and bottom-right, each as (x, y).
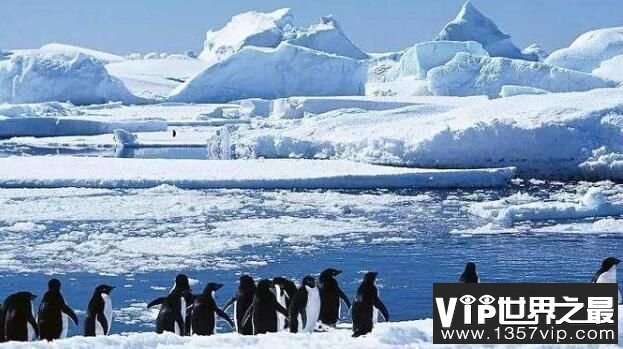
top-left (0, 185), bottom-right (621, 336)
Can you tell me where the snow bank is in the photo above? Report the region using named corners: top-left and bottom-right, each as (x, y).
top-left (499, 85), bottom-right (549, 98)
top-left (39, 43), bottom-right (125, 63)
top-left (0, 52), bottom-right (141, 105)
top-left (545, 27), bottom-right (623, 72)
top-left (0, 101), bottom-right (79, 118)
top-left (269, 97), bottom-right (415, 119)
top-left (593, 54), bottom-right (623, 82)
top-left (0, 118), bottom-right (166, 138)
top-left (428, 53), bottom-right (615, 97)
top-left (284, 16), bottom-right (368, 59)
top-left (436, 2), bottom-right (537, 61)
top-left (170, 43), bottom-right (366, 103)
top-left (198, 8), bottom-right (294, 62)
top-left (392, 40), bottom-right (488, 79)
top-left (0, 157), bottom-right (515, 189)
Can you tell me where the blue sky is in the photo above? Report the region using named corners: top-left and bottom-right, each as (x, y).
top-left (1, 0), bottom-right (621, 55)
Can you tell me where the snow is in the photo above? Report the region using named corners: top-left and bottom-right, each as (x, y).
top-left (284, 16), bottom-right (368, 59)
top-left (593, 54), bottom-right (623, 82)
top-left (198, 8), bottom-right (294, 63)
top-left (105, 58), bottom-right (209, 98)
top-left (0, 52), bottom-right (141, 105)
top-left (0, 117), bottom-right (167, 138)
top-left (579, 148), bottom-right (623, 180)
top-left (170, 43), bottom-right (366, 103)
top-left (0, 157), bottom-right (515, 189)
top-left (391, 40), bottom-right (488, 79)
top-left (365, 78), bottom-right (432, 97)
top-left (522, 44), bottom-right (549, 62)
top-left (435, 2), bottom-right (537, 61)
top-left (427, 53), bottom-right (615, 97)
top-left (269, 97), bottom-right (416, 119)
top-left (113, 129), bottom-right (138, 147)
top-left (39, 43), bottom-right (125, 63)
top-left (545, 27), bottom-right (623, 73)
top-left (499, 85), bottom-right (549, 98)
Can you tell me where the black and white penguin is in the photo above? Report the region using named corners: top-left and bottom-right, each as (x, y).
top-left (242, 279), bottom-right (288, 334)
top-left (319, 268), bottom-right (351, 326)
top-left (84, 284), bottom-right (115, 336)
top-left (0, 292), bottom-right (38, 342)
top-left (189, 283), bottom-right (234, 335)
top-left (38, 279), bottom-right (79, 341)
top-left (153, 287), bottom-right (191, 335)
top-left (288, 275), bottom-right (321, 333)
top-left (272, 276), bottom-right (297, 331)
top-left (592, 257), bottom-right (621, 304)
top-left (148, 274), bottom-right (195, 335)
top-left (351, 272), bottom-right (389, 337)
top-left (222, 275), bottom-right (256, 335)
top-left (458, 262), bottom-right (479, 283)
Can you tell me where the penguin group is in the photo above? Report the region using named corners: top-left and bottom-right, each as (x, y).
top-left (0, 257), bottom-right (620, 342)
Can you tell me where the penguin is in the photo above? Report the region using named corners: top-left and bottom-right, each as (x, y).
top-left (1, 292), bottom-right (38, 342)
top-left (241, 279), bottom-right (288, 334)
top-left (458, 262), bottom-right (479, 283)
top-left (38, 279), bottom-right (79, 341)
top-left (153, 287), bottom-right (191, 335)
top-left (272, 276), bottom-right (297, 331)
top-left (84, 284), bottom-right (115, 336)
top-left (189, 283), bottom-right (234, 335)
top-left (319, 268), bottom-right (351, 326)
top-left (222, 275), bottom-right (256, 335)
top-left (288, 275), bottom-right (321, 333)
top-left (351, 272), bottom-right (389, 337)
top-left (592, 257), bottom-right (621, 304)
top-left (148, 274), bottom-right (194, 336)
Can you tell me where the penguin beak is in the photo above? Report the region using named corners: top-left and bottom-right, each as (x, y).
top-left (615, 258), bottom-right (621, 265)
top-left (31, 295), bottom-right (37, 300)
top-left (334, 269), bottom-right (343, 276)
top-left (215, 283), bottom-right (224, 291)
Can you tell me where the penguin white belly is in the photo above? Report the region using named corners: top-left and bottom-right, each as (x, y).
top-left (27, 302), bottom-right (36, 341)
top-left (596, 267), bottom-right (620, 303)
top-left (303, 287), bottom-right (321, 333)
top-left (175, 297), bottom-right (186, 335)
top-left (233, 301), bottom-right (238, 332)
top-left (274, 285), bottom-right (287, 331)
top-left (96, 294), bottom-right (113, 335)
top-left (213, 311), bottom-right (217, 334)
top-left (60, 313), bottom-right (69, 338)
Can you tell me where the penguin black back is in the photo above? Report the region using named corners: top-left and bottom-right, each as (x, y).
top-left (272, 277), bottom-right (297, 308)
top-left (154, 288), bottom-right (190, 335)
top-left (38, 279), bottom-right (79, 341)
top-left (2, 291), bottom-right (38, 342)
top-left (592, 257), bottom-right (620, 282)
top-left (84, 284), bottom-right (115, 336)
top-left (190, 283), bottom-right (234, 335)
top-left (242, 279), bottom-right (287, 334)
top-left (223, 275), bottom-right (255, 335)
top-left (319, 268), bottom-right (350, 326)
top-left (288, 275), bottom-right (318, 333)
top-left (459, 262), bottom-right (479, 283)
top-left (351, 272), bottom-right (389, 337)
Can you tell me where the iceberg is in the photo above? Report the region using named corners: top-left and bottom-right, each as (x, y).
top-left (593, 54), bottom-right (623, 83)
top-left (284, 16), bottom-right (368, 59)
top-left (0, 52), bottom-right (141, 105)
top-left (198, 8), bottom-right (294, 63)
top-left (392, 40), bottom-right (488, 79)
top-left (427, 53), bottom-right (615, 97)
top-left (39, 43), bottom-right (125, 63)
top-left (170, 43), bottom-right (366, 103)
top-left (436, 2), bottom-right (537, 61)
top-left (499, 85), bottom-right (549, 98)
top-left (522, 43), bottom-right (549, 62)
top-left (545, 27), bottom-right (623, 72)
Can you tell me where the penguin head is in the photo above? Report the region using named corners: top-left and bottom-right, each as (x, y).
top-left (17, 291), bottom-right (37, 302)
top-left (239, 275), bottom-right (256, 292)
top-left (302, 275), bottom-right (316, 289)
top-left (257, 279), bottom-right (273, 294)
top-left (95, 284), bottom-right (115, 295)
top-left (464, 262), bottom-right (477, 273)
top-left (203, 283), bottom-right (223, 295)
top-left (48, 278), bottom-right (62, 292)
top-left (363, 271), bottom-right (378, 284)
top-left (320, 268), bottom-right (342, 281)
top-left (174, 274), bottom-right (191, 291)
top-left (602, 257), bottom-right (621, 270)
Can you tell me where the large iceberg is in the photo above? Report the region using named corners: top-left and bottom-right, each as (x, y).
top-left (436, 2), bottom-right (537, 61)
top-left (593, 54), bottom-right (623, 83)
top-left (0, 52), bottom-right (140, 105)
top-left (427, 53), bottom-right (615, 97)
top-left (39, 43), bottom-right (125, 63)
top-left (545, 27), bottom-right (623, 72)
top-left (198, 8), bottom-right (294, 63)
top-left (391, 40), bottom-right (488, 79)
top-left (170, 43), bottom-right (366, 103)
top-left (284, 16), bottom-right (368, 59)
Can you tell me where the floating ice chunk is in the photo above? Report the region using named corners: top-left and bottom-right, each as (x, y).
top-left (545, 27), bottom-right (623, 72)
top-left (207, 126), bottom-right (232, 160)
top-left (170, 43), bottom-right (366, 103)
top-left (113, 129), bottom-right (138, 147)
top-left (428, 53), bottom-right (615, 97)
top-left (499, 85), bottom-right (549, 98)
top-left (392, 40), bottom-right (488, 79)
top-left (436, 2), bottom-right (537, 61)
top-left (2, 222), bottom-right (46, 233)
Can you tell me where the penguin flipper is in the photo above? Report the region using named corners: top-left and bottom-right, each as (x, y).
top-left (147, 297), bottom-right (166, 308)
top-left (216, 307), bottom-right (235, 328)
top-left (242, 305), bottom-right (254, 327)
top-left (175, 312), bottom-right (185, 336)
top-left (97, 312), bottom-right (109, 335)
top-left (275, 302), bottom-right (288, 316)
top-left (337, 287), bottom-right (351, 309)
top-left (28, 313), bottom-right (39, 338)
top-left (62, 304), bottom-right (79, 326)
top-left (222, 296), bottom-right (236, 312)
top-left (374, 298), bottom-right (389, 322)
top-left (300, 308), bottom-right (307, 329)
